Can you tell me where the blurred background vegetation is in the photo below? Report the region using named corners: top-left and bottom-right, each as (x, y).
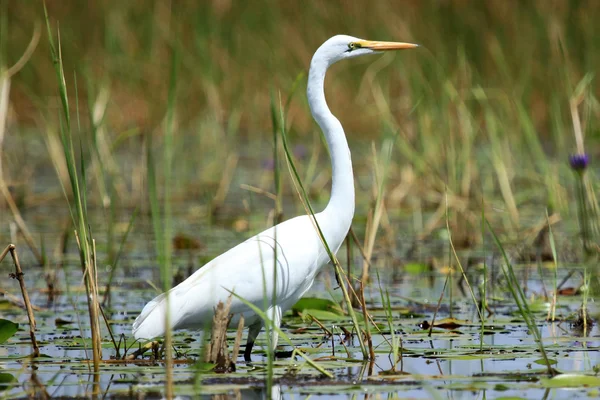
top-left (1, 0), bottom-right (599, 257)
top-left (3, 1), bottom-right (598, 133)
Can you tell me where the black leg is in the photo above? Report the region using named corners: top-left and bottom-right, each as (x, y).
top-left (244, 322), bottom-right (262, 362)
top-left (244, 338), bottom-right (254, 362)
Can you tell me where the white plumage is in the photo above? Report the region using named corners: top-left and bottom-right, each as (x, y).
top-left (132, 35), bottom-right (417, 360)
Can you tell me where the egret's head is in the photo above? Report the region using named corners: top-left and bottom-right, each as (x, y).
top-left (314, 35), bottom-right (418, 67)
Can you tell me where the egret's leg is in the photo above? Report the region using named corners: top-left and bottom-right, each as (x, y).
top-left (244, 306), bottom-right (282, 361)
top-left (244, 321), bottom-right (262, 362)
top-left (266, 305), bottom-right (282, 352)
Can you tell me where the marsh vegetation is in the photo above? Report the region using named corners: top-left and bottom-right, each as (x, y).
top-left (1, 1), bottom-right (600, 398)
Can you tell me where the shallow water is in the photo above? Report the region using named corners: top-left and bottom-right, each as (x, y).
top-left (1, 215), bottom-right (598, 400)
top-left (0, 146), bottom-right (598, 398)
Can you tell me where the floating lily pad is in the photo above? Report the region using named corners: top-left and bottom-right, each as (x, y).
top-left (540, 374), bottom-right (600, 388)
top-left (533, 358), bottom-right (557, 366)
top-left (292, 298), bottom-right (343, 315)
top-left (0, 373), bottom-right (16, 392)
top-left (0, 319), bottom-right (18, 344)
top-left (403, 263), bottom-right (430, 274)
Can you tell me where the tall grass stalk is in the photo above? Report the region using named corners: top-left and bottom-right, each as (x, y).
top-left (547, 212), bottom-right (559, 322)
top-left (43, 4), bottom-right (102, 392)
top-left (445, 192), bottom-right (484, 320)
top-left (479, 203), bottom-right (488, 352)
top-left (270, 89), bottom-right (283, 224)
top-left (582, 268), bottom-right (591, 335)
top-left (276, 93), bottom-right (369, 359)
top-left (355, 139), bottom-right (395, 360)
top-left (102, 208), bottom-right (138, 306)
top-left (377, 272), bottom-right (401, 368)
top-left (146, 49), bottom-right (178, 399)
top-left (255, 80), bottom-right (302, 394)
top-left (85, 80), bottom-right (125, 290)
top-left (360, 139), bottom-right (394, 284)
top-left (486, 219), bottom-right (556, 376)
top-left (428, 268), bottom-right (450, 338)
top-left (569, 77), bottom-right (599, 257)
top-left (516, 100), bottom-right (562, 212)
top-left (0, 25), bottom-right (43, 265)
top-left (483, 108), bottom-right (520, 228)
top-left (256, 91), bottom-right (285, 397)
top-left (574, 171), bottom-right (592, 252)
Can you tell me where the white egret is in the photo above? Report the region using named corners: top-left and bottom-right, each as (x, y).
top-left (132, 35), bottom-right (417, 361)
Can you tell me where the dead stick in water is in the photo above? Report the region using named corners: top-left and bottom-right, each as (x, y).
top-left (232, 315), bottom-right (244, 362)
top-left (0, 26), bottom-right (44, 266)
top-left (0, 288), bottom-right (43, 311)
top-left (1, 244), bottom-right (40, 357)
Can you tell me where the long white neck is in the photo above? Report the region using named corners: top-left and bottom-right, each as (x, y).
top-left (307, 55), bottom-right (355, 246)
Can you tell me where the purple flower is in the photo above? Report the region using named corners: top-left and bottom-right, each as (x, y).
top-left (569, 154), bottom-right (589, 171)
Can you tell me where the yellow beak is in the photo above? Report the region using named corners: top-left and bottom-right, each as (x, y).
top-left (358, 40), bottom-right (419, 51)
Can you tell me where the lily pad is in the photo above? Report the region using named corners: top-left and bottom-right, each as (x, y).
top-left (403, 263), bottom-right (430, 274)
top-left (0, 373), bottom-right (16, 392)
top-left (300, 309), bottom-right (348, 321)
top-left (540, 374), bottom-right (600, 388)
top-left (292, 298), bottom-right (343, 315)
top-left (533, 358), bottom-right (557, 366)
top-left (0, 319), bottom-right (18, 344)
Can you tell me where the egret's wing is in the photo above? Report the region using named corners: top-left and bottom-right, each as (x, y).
top-left (133, 215), bottom-right (320, 339)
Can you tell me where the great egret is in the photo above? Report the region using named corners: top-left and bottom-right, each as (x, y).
top-left (132, 35), bottom-right (417, 361)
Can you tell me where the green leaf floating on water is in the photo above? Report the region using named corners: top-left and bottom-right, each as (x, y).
top-left (403, 262), bottom-right (430, 274)
top-left (541, 374), bottom-right (600, 388)
top-left (0, 319), bottom-right (18, 344)
top-left (534, 358), bottom-right (557, 366)
top-left (300, 309), bottom-right (348, 321)
top-left (0, 373), bottom-right (16, 392)
top-left (292, 297), bottom-right (362, 322)
top-left (292, 298), bottom-right (343, 315)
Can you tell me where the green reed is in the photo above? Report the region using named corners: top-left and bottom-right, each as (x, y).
top-left (145, 48), bottom-right (179, 399)
top-left (486, 219), bottom-right (555, 377)
top-left (43, 2), bottom-right (103, 392)
top-left (276, 90), bottom-right (369, 359)
top-left (4, 3), bottom-right (598, 246)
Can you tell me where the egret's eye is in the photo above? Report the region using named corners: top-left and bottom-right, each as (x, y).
top-left (347, 42), bottom-right (361, 52)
